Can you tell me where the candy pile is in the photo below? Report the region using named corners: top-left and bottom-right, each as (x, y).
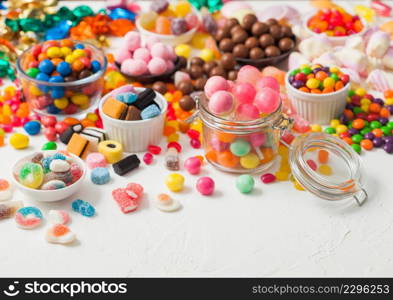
top-left (288, 64), bottom-right (349, 94)
top-left (115, 31), bottom-right (178, 77)
top-left (139, 0), bottom-right (199, 35)
top-left (215, 15), bottom-right (296, 59)
top-left (112, 183), bottom-right (143, 213)
top-left (307, 8), bottom-right (364, 36)
top-left (14, 151), bottom-right (83, 190)
top-left (20, 39), bottom-right (104, 115)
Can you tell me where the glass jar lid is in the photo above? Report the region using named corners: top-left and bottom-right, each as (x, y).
top-left (289, 132), bottom-right (367, 206)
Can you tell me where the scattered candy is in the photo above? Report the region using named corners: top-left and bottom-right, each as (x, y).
top-left (86, 152), bottom-right (107, 169)
top-left (236, 174), bottom-right (255, 194)
top-left (196, 176), bottom-right (215, 196)
top-left (48, 210), bottom-right (70, 225)
top-left (15, 206), bottom-right (43, 229)
top-left (113, 154), bottom-right (140, 176)
top-left (91, 167), bottom-right (110, 185)
top-left (112, 183), bottom-right (143, 213)
top-left (0, 179), bottom-right (13, 201)
top-left (165, 173), bottom-right (184, 192)
top-left (10, 133), bottom-right (29, 149)
top-left (0, 201), bottom-right (23, 220)
top-left (260, 173), bottom-right (276, 184)
top-left (155, 193), bottom-right (181, 212)
top-left (72, 199), bottom-right (95, 217)
top-left (184, 157), bottom-right (201, 175)
top-left (98, 140), bottom-right (123, 164)
top-left (46, 224), bottom-right (76, 245)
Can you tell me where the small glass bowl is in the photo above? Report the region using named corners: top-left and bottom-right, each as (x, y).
top-left (16, 40), bottom-right (107, 118)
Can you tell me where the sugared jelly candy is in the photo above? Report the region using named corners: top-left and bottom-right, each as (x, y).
top-left (18, 163), bottom-right (44, 189)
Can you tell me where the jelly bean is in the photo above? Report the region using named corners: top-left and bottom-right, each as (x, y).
top-left (165, 173), bottom-right (184, 192)
top-left (23, 120), bottom-right (41, 135)
top-left (236, 175), bottom-right (255, 194)
top-left (275, 171), bottom-right (290, 181)
top-left (42, 141), bottom-right (57, 150)
top-left (143, 152), bottom-right (154, 165)
top-left (196, 176), bottom-right (215, 196)
top-left (260, 173), bottom-right (276, 184)
top-left (148, 144), bottom-right (162, 155)
top-left (190, 138), bottom-right (201, 149)
top-left (318, 149), bottom-right (329, 163)
top-left (10, 133), bottom-right (29, 149)
top-left (318, 164), bottom-right (333, 175)
top-left (306, 159), bottom-right (317, 171)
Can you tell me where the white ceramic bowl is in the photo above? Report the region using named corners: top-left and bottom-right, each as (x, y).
top-left (285, 70), bottom-right (350, 124)
top-left (11, 151), bottom-right (86, 202)
top-left (303, 11), bottom-right (368, 46)
top-left (99, 86), bottom-right (168, 153)
top-left (136, 7), bottom-right (200, 46)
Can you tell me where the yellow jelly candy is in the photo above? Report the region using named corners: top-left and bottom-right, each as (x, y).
top-left (318, 164), bottom-right (332, 176)
top-left (71, 94), bottom-right (89, 106)
top-left (361, 104), bottom-right (369, 113)
top-left (311, 124), bottom-right (322, 132)
top-left (165, 173), bottom-right (184, 192)
top-left (10, 133), bottom-right (29, 149)
top-left (175, 44), bottom-right (191, 58)
top-left (174, 1), bottom-right (191, 17)
top-left (294, 181), bottom-right (305, 191)
top-left (86, 113), bottom-right (98, 122)
top-left (355, 88), bottom-right (366, 97)
top-left (240, 153), bottom-right (260, 169)
top-left (29, 85), bottom-right (43, 96)
top-left (191, 32), bottom-right (210, 49)
top-left (140, 11), bottom-right (158, 30)
top-left (54, 97), bottom-right (69, 110)
top-left (199, 48), bottom-right (215, 62)
top-left (167, 133), bottom-right (179, 142)
top-left (335, 124), bottom-right (348, 134)
top-left (360, 98), bottom-right (371, 106)
top-left (166, 120), bottom-right (179, 130)
top-left (330, 119), bottom-right (340, 128)
top-left (275, 171), bottom-right (290, 181)
top-left (278, 144), bottom-right (289, 157)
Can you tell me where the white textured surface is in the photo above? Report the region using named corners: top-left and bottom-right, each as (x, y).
top-left (1, 1), bottom-right (393, 277)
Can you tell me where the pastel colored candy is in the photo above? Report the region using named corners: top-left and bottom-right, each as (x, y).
top-left (91, 167), bottom-right (110, 185)
top-left (46, 224), bottom-right (76, 244)
top-left (147, 57), bottom-right (167, 75)
top-left (49, 159), bottom-right (70, 172)
top-left (204, 76), bottom-right (230, 98)
top-left (41, 180), bottom-right (66, 190)
top-left (184, 157), bottom-right (201, 175)
top-left (155, 193), bottom-right (181, 212)
top-left (48, 209), bottom-right (70, 225)
top-left (196, 176), bottom-right (215, 196)
top-left (86, 152), bottom-right (107, 169)
top-left (208, 90), bottom-right (234, 115)
top-left (121, 58), bottom-right (147, 76)
top-left (141, 104), bottom-right (161, 119)
top-left (18, 163), bottom-right (44, 189)
top-left (71, 199), bottom-right (95, 217)
top-left (0, 201), bottom-right (23, 220)
top-left (15, 206), bottom-right (43, 229)
top-left (114, 47), bottom-right (132, 64)
top-left (366, 31), bottom-right (390, 58)
top-left (133, 48), bottom-right (151, 62)
top-left (0, 179), bottom-right (13, 201)
top-left (124, 31), bottom-right (141, 51)
top-left (112, 183), bottom-right (143, 213)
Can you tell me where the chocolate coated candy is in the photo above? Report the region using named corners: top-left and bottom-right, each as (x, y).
top-left (113, 154), bottom-right (140, 176)
top-left (242, 14), bottom-right (258, 31)
top-left (179, 96), bottom-right (196, 111)
top-left (152, 81), bottom-right (167, 94)
top-left (252, 22), bottom-right (268, 36)
top-left (219, 38), bottom-right (235, 52)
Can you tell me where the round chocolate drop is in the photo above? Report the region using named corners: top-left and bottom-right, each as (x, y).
top-left (259, 33), bottom-right (274, 48)
top-left (189, 65), bottom-right (203, 79)
top-left (179, 95), bottom-right (196, 111)
top-left (245, 36), bottom-right (259, 49)
top-left (215, 28), bottom-right (230, 41)
top-left (265, 18), bottom-right (278, 26)
top-left (233, 44), bottom-right (249, 58)
top-left (78, 69), bottom-right (92, 79)
top-left (64, 75), bottom-right (77, 82)
top-left (194, 77), bottom-right (207, 91)
top-left (265, 45), bottom-right (281, 57)
top-left (281, 25), bottom-right (293, 37)
top-left (226, 18), bottom-right (239, 29)
top-left (219, 38), bottom-right (235, 52)
top-left (210, 66), bottom-right (227, 78)
top-left (227, 70), bottom-right (238, 81)
top-left (230, 25), bottom-right (243, 36)
top-left (190, 57), bottom-right (204, 66)
top-left (178, 81), bottom-right (194, 94)
top-left (249, 47), bottom-right (265, 60)
top-left (278, 37), bottom-right (295, 52)
top-left (251, 22), bottom-right (268, 36)
top-left (242, 14), bottom-right (258, 31)
top-left (270, 24), bottom-right (283, 40)
top-left (178, 56), bottom-right (187, 69)
top-left (203, 61), bottom-right (217, 74)
top-left (232, 30), bottom-right (248, 44)
top-left (152, 81), bottom-right (167, 94)
top-left (220, 53), bottom-right (236, 70)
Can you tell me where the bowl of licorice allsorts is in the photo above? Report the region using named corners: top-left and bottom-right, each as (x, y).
top-left (11, 150), bottom-right (86, 202)
top-left (98, 85), bottom-right (168, 152)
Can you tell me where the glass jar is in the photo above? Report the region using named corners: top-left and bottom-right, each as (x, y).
top-left (192, 95), bottom-right (367, 206)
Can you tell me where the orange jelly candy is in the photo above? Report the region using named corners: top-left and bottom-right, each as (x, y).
top-left (318, 149), bottom-right (329, 164)
top-left (217, 151), bottom-right (239, 168)
top-left (155, 16), bottom-right (171, 35)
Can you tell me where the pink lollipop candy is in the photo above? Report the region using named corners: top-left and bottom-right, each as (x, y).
top-left (121, 58), bottom-right (147, 76)
top-left (254, 88), bottom-right (280, 114)
top-left (148, 57), bottom-right (167, 75)
top-left (208, 90), bottom-right (234, 115)
top-left (249, 133), bottom-right (266, 148)
top-left (114, 48), bottom-right (132, 64)
top-left (236, 103), bottom-right (260, 120)
top-left (204, 76), bottom-right (230, 98)
top-left (233, 82), bottom-right (256, 104)
top-left (124, 31), bottom-right (141, 51)
top-left (237, 65), bottom-right (262, 86)
top-left (256, 76), bottom-right (280, 92)
top-left (133, 48), bottom-right (151, 63)
top-left (210, 136), bottom-right (229, 152)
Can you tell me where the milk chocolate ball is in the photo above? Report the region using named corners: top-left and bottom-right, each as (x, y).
top-left (179, 95), bottom-right (196, 111)
top-left (190, 57), bottom-right (204, 66)
top-left (219, 38), bottom-right (235, 52)
top-left (194, 77), bottom-right (207, 91)
top-left (79, 70), bottom-right (92, 79)
top-left (230, 25), bottom-right (243, 36)
top-left (220, 53), bottom-right (236, 70)
top-left (242, 14), bottom-right (258, 31)
top-left (152, 81), bottom-right (167, 94)
top-left (252, 22), bottom-right (268, 36)
top-left (215, 28), bottom-right (230, 41)
top-left (250, 47), bottom-right (265, 59)
top-left (189, 65), bottom-right (203, 79)
top-left (233, 44), bottom-right (249, 58)
top-left (227, 70), bottom-right (238, 81)
top-left (203, 61), bottom-right (217, 74)
top-left (245, 36), bottom-right (259, 49)
top-left (178, 81), bottom-right (194, 94)
top-left (265, 18), bottom-right (278, 26)
top-left (210, 66), bottom-right (227, 77)
top-left (265, 45), bottom-right (281, 57)
top-left (226, 18), bottom-right (239, 29)
top-left (232, 30), bottom-right (248, 44)
top-left (270, 24), bottom-right (283, 40)
top-left (281, 25), bottom-right (293, 37)
top-left (278, 37), bottom-right (295, 52)
top-left (178, 56), bottom-right (187, 68)
top-left (259, 33), bottom-right (274, 47)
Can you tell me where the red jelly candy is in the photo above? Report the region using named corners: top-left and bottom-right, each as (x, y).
top-left (143, 152), bottom-right (153, 165)
top-left (167, 141), bottom-right (182, 153)
top-left (147, 144), bottom-right (162, 155)
top-left (306, 159), bottom-right (317, 171)
top-left (44, 127), bottom-right (57, 141)
top-left (190, 138), bottom-right (201, 149)
top-left (55, 121), bottom-right (69, 134)
top-left (187, 129), bottom-right (200, 139)
top-left (41, 116), bottom-right (57, 127)
top-left (260, 173), bottom-right (276, 183)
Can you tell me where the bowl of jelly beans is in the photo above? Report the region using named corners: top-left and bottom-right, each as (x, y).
top-left (304, 8), bottom-right (366, 45)
top-left (286, 64), bottom-right (350, 124)
top-left (11, 150), bottom-right (86, 202)
top-left (17, 39), bottom-right (107, 118)
top-left (136, 0), bottom-right (200, 46)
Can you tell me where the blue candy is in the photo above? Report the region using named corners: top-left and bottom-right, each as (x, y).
top-left (38, 59), bottom-right (55, 74)
top-left (52, 153), bottom-right (66, 160)
top-left (23, 120), bottom-right (41, 135)
top-left (41, 157), bottom-right (53, 172)
top-left (141, 104), bottom-right (161, 119)
top-left (72, 199), bottom-right (95, 217)
top-left (56, 61), bottom-right (72, 76)
top-left (46, 104), bottom-right (61, 114)
top-left (74, 43), bottom-right (85, 49)
top-left (91, 167), bottom-right (110, 185)
top-left (45, 20), bottom-right (71, 40)
top-left (49, 75), bottom-right (64, 83)
top-left (91, 60), bottom-right (101, 73)
top-left (109, 8), bottom-right (135, 21)
top-left (36, 72), bottom-right (50, 93)
top-left (51, 88), bottom-right (65, 99)
top-left (116, 92), bottom-right (138, 105)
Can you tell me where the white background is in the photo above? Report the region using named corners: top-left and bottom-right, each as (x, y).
top-left (1, 1), bottom-right (393, 277)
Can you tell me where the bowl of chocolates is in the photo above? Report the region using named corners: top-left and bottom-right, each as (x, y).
top-left (215, 14), bottom-right (296, 68)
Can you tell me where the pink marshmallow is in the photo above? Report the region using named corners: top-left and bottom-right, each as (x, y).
top-left (151, 43), bottom-right (168, 59)
top-left (174, 71), bottom-right (191, 86)
top-left (148, 57), bottom-right (167, 75)
top-left (121, 58), bottom-right (147, 76)
top-left (133, 48), bottom-right (151, 63)
top-left (166, 60), bottom-right (175, 72)
top-left (166, 45), bottom-right (177, 61)
top-left (114, 48), bottom-right (132, 64)
top-left (124, 31), bottom-right (141, 51)
top-left (145, 35), bottom-right (160, 50)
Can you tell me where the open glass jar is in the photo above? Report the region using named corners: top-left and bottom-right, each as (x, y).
top-left (192, 95), bottom-right (367, 205)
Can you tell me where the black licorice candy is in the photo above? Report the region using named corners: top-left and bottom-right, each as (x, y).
top-left (133, 88), bottom-right (159, 111)
top-left (113, 154), bottom-right (141, 176)
top-left (59, 124), bottom-right (83, 145)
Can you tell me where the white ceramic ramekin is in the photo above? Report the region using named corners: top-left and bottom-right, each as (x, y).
top-left (11, 151), bottom-right (86, 202)
top-left (99, 86), bottom-right (167, 152)
top-left (285, 71), bottom-right (350, 124)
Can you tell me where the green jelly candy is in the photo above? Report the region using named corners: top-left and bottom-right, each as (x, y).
top-left (381, 126), bottom-right (392, 136)
top-left (73, 5), bottom-right (94, 18)
top-left (301, 67), bottom-right (312, 75)
top-left (370, 120), bottom-right (381, 129)
top-left (330, 73), bottom-right (339, 81)
top-left (236, 175), bottom-right (255, 194)
top-left (352, 143), bottom-right (361, 154)
top-left (324, 127), bottom-right (336, 134)
top-left (26, 68), bottom-right (39, 78)
top-left (0, 59), bottom-right (10, 71)
top-left (353, 107), bottom-right (363, 114)
top-left (348, 90), bottom-right (355, 97)
top-left (360, 127), bottom-right (371, 136)
top-left (289, 69), bottom-right (300, 76)
top-left (230, 139), bottom-right (251, 157)
top-left (387, 121), bottom-right (393, 131)
top-left (41, 142), bottom-right (57, 150)
top-left (352, 134), bottom-right (363, 144)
